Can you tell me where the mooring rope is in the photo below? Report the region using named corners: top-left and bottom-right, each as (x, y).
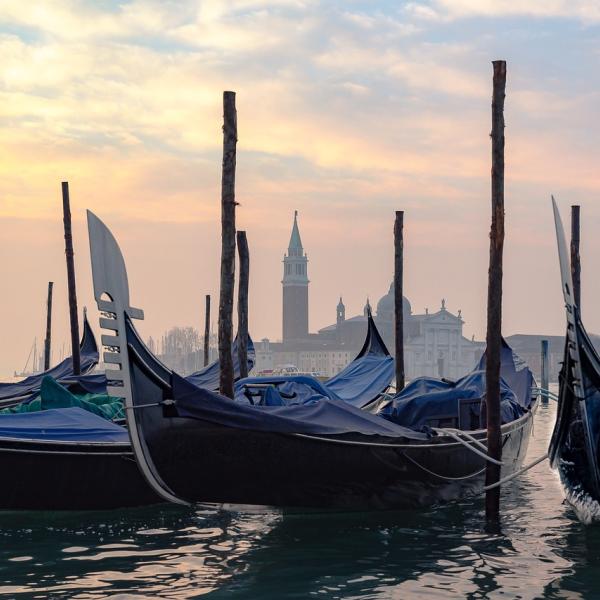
top-left (481, 453), bottom-right (549, 492)
top-left (532, 387), bottom-right (559, 401)
top-left (430, 428), bottom-right (504, 466)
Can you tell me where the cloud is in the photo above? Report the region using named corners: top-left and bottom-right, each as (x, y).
top-left (429, 0), bottom-right (600, 22)
top-left (2, 1), bottom-right (600, 373)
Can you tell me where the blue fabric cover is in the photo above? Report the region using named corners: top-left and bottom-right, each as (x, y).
top-left (326, 354), bottom-right (394, 406)
top-left (234, 351), bottom-right (393, 408)
top-left (0, 316), bottom-right (99, 402)
top-left (174, 373), bottom-right (427, 439)
top-left (378, 370), bottom-right (526, 430)
top-left (0, 407), bottom-right (129, 443)
top-left (184, 335), bottom-right (256, 390)
top-left (475, 338), bottom-right (535, 408)
top-left (235, 375), bottom-right (334, 406)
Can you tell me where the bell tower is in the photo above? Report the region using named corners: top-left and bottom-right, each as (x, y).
top-left (282, 211), bottom-right (309, 342)
top-left (336, 297), bottom-right (345, 343)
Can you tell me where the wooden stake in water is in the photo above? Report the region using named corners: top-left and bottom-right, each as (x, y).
top-left (237, 230), bottom-right (250, 379)
top-left (218, 91), bottom-right (237, 399)
top-left (571, 205), bottom-right (581, 313)
top-left (541, 339), bottom-right (549, 405)
top-left (62, 181), bottom-right (81, 375)
top-left (485, 60), bottom-right (507, 522)
top-left (394, 211), bottom-right (405, 391)
top-left (204, 294), bottom-right (211, 367)
top-left (43, 281), bottom-right (54, 371)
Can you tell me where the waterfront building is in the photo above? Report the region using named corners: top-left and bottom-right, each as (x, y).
top-left (254, 212), bottom-right (485, 379)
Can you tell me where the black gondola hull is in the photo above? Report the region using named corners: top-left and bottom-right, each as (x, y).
top-left (142, 406), bottom-right (535, 511)
top-left (0, 439), bottom-right (159, 510)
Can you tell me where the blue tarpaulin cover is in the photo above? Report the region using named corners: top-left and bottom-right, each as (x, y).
top-left (185, 335), bottom-right (255, 390)
top-left (0, 315), bottom-right (99, 402)
top-left (235, 375), bottom-right (334, 406)
top-left (475, 338), bottom-right (536, 408)
top-left (378, 370), bottom-right (526, 430)
top-left (326, 353), bottom-right (394, 406)
top-left (378, 339), bottom-right (533, 429)
top-left (0, 407), bottom-right (129, 443)
top-left (174, 373), bottom-right (427, 439)
top-left (235, 313), bottom-right (393, 408)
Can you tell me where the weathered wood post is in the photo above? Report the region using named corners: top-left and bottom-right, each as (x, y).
top-left (485, 60), bottom-right (506, 521)
top-left (541, 339), bottom-right (549, 404)
top-left (237, 230), bottom-right (250, 379)
top-left (394, 211), bottom-right (405, 391)
top-left (43, 281), bottom-right (54, 370)
top-left (62, 181), bottom-right (81, 375)
top-left (218, 91), bottom-right (237, 398)
top-left (204, 294), bottom-right (211, 367)
top-left (571, 205), bottom-right (581, 313)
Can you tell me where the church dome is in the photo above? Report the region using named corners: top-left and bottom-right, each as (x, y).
top-left (376, 282), bottom-right (411, 322)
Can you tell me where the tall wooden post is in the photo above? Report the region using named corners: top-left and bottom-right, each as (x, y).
top-left (485, 60), bottom-right (506, 521)
top-left (237, 230), bottom-right (250, 379)
top-left (62, 181), bottom-right (81, 375)
top-left (571, 205), bottom-right (581, 313)
top-left (43, 281), bottom-right (54, 371)
top-left (218, 91), bottom-right (237, 398)
top-left (541, 339), bottom-right (549, 405)
top-left (394, 211), bottom-right (405, 391)
top-left (204, 295), bottom-right (211, 367)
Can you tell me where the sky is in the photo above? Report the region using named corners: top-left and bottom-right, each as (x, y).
top-left (2, 0), bottom-right (600, 374)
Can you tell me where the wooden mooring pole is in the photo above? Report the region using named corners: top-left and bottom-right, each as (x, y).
top-left (62, 181), bottom-right (81, 375)
top-left (218, 91), bottom-right (237, 399)
top-left (571, 205), bottom-right (581, 313)
top-left (43, 281), bottom-right (54, 371)
top-left (237, 230), bottom-right (250, 379)
top-left (204, 295), bottom-right (211, 367)
top-left (541, 339), bottom-right (549, 404)
top-left (485, 60), bottom-right (506, 522)
top-left (394, 211), bottom-right (405, 391)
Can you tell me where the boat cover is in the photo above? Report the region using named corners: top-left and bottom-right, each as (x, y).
top-left (0, 315), bottom-right (99, 402)
top-left (235, 375), bottom-right (334, 406)
top-left (235, 313), bottom-right (393, 408)
top-left (326, 353), bottom-right (394, 406)
top-left (378, 370), bottom-right (526, 430)
top-left (185, 335), bottom-right (256, 390)
top-left (0, 407), bottom-right (129, 443)
top-left (174, 373), bottom-right (427, 440)
top-left (475, 338), bottom-right (535, 408)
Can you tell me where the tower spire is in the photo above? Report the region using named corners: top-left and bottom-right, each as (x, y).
top-left (282, 210), bottom-right (309, 342)
top-left (288, 210), bottom-right (303, 256)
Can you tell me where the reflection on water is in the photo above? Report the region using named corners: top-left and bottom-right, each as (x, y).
top-left (0, 401), bottom-right (598, 598)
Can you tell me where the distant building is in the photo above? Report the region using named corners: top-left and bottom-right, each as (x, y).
top-left (282, 210), bottom-right (309, 342)
top-left (254, 212), bottom-right (485, 379)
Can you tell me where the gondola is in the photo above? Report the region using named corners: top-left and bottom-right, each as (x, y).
top-left (89, 210), bottom-right (539, 511)
top-left (549, 198), bottom-right (600, 523)
top-left (235, 309), bottom-right (393, 409)
top-left (0, 234), bottom-right (380, 513)
top-left (0, 312), bottom-right (99, 407)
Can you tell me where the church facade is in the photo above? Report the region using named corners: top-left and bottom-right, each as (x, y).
top-left (255, 213), bottom-right (484, 379)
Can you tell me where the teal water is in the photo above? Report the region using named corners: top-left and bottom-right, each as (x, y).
top-left (0, 402), bottom-right (597, 599)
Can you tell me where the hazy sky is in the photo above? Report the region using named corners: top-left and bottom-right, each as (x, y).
top-left (2, 0), bottom-right (600, 374)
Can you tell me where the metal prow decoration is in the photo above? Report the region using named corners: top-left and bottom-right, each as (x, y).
top-left (87, 210), bottom-right (188, 506)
